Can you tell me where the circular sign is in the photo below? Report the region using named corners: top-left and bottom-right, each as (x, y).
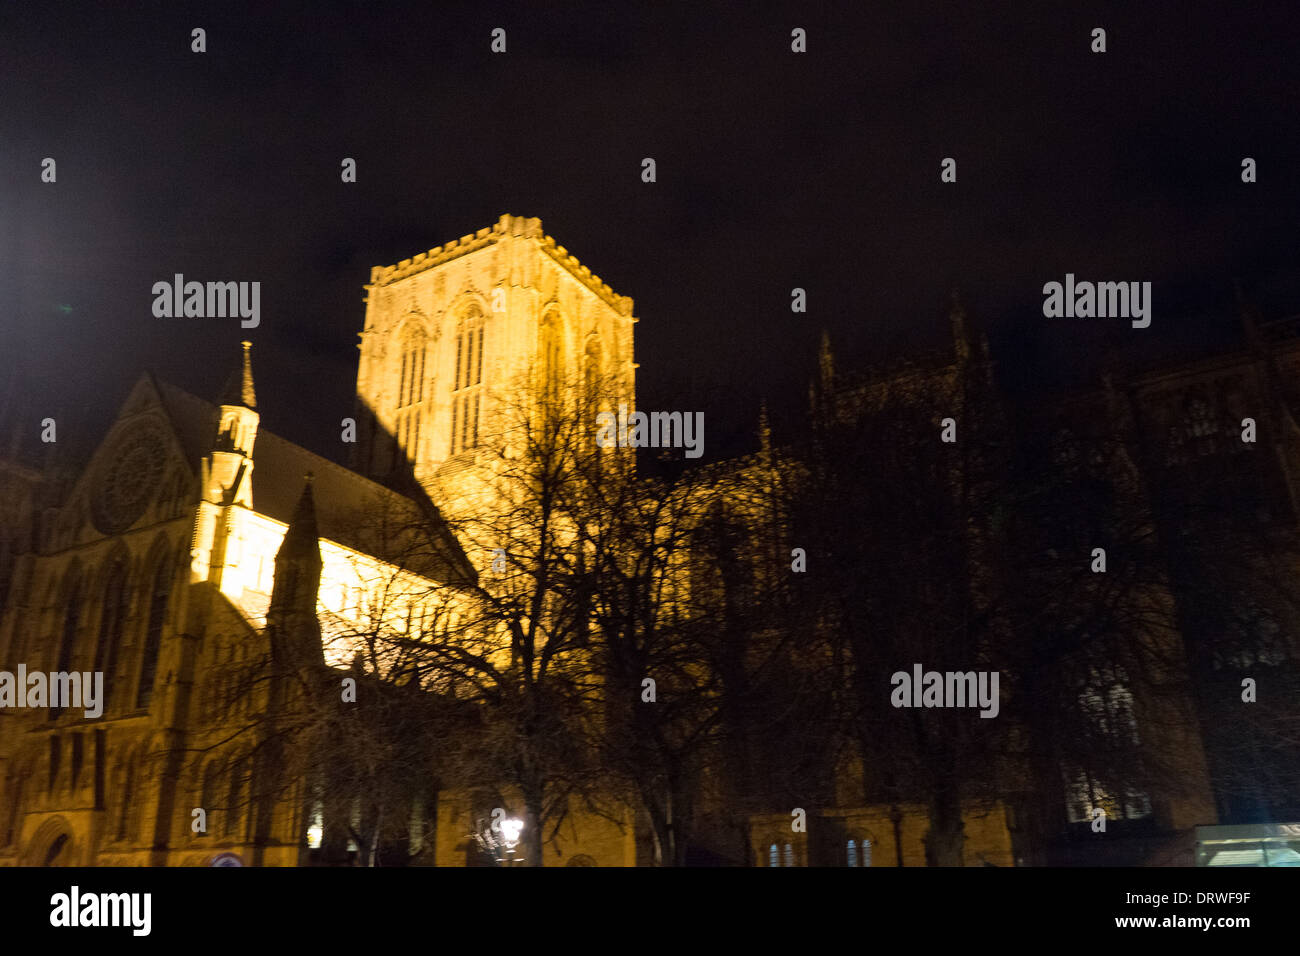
top-left (91, 420), bottom-right (168, 535)
top-left (209, 852), bottom-right (244, 867)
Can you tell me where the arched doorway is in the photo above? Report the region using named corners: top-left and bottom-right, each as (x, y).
top-left (24, 817), bottom-right (76, 867)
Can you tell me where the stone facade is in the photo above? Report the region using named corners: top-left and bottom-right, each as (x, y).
top-left (353, 214), bottom-right (636, 519)
top-left (0, 217), bottom-right (644, 867)
top-left (2, 217), bottom-right (1293, 866)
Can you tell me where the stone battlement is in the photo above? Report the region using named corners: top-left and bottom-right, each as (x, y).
top-left (368, 214), bottom-right (634, 317)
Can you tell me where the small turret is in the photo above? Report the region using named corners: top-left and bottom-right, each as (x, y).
top-left (818, 329), bottom-right (835, 393)
top-left (949, 288), bottom-right (989, 365)
top-left (757, 400), bottom-right (773, 463)
top-left (207, 341), bottom-right (259, 507)
top-left (809, 329), bottom-right (836, 422)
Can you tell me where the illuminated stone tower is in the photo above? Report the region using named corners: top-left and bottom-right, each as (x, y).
top-left (193, 340), bottom-right (259, 585)
top-left (353, 215), bottom-right (637, 514)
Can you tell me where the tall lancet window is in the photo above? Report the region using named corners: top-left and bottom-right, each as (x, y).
top-left (451, 306), bottom-right (485, 456)
top-left (93, 556), bottom-right (129, 711)
top-left (540, 310), bottom-right (564, 404)
top-left (51, 572), bottom-right (83, 717)
top-left (135, 556), bottom-right (172, 709)
top-left (583, 336), bottom-right (603, 409)
top-left (394, 324), bottom-right (428, 470)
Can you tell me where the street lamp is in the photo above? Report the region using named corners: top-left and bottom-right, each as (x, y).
top-left (500, 818), bottom-right (524, 850)
top-left (473, 813), bottom-right (526, 865)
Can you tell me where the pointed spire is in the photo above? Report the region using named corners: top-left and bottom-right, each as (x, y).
top-left (268, 472), bottom-right (324, 675)
top-left (277, 472), bottom-right (320, 564)
top-left (810, 330), bottom-right (837, 421)
top-left (220, 340), bottom-right (257, 409)
top-left (1235, 279), bottom-right (1265, 354)
top-left (817, 329), bottom-right (835, 391)
top-left (950, 288), bottom-right (971, 364)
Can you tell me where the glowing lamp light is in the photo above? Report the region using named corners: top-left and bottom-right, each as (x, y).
top-left (500, 818), bottom-right (524, 848)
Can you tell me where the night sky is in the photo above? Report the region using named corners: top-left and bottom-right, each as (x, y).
top-left (3, 1), bottom-right (1299, 465)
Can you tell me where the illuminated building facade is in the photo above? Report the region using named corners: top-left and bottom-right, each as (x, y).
top-left (0, 217), bottom-right (1030, 867)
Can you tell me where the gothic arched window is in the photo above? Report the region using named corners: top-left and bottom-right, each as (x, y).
top-left (395, 324), bottom-right (428, 468)
top-left (541, 310), bottom-right (564, 399)
top-left (51, 572), bottom-right (83, 716)
top-left (93, 557), bottom-right (129, 710)
top-left (451, 307), bottom-right (485, 456)
top-left (583, 336), bottom-right (603, 409)
top-left (847, 836), bottom-right (873, 867)
top-left (223, 764), bottom-right (241, 837)
top-left (135, 556), bottom-right (172, 709)
top-left (225, 759), bottom-right (247, 838)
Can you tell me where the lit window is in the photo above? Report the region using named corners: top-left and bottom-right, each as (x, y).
top-left (1065, 666), bottom-right (1153, 824)
top-left (768, 843), bottom-right (778, 867)
top-left (541, 310), bottom-right (564, 403)
top-left (451, 307), bottom-right (485, 455)
top-left (1066, 769), bottom-right (1152, 824)
top-left (583, 336), bottom-right (603, 414)
top-left (395, 325), bottom-right (428, 469)
top-left (846, 838), bottom-right (872, 867)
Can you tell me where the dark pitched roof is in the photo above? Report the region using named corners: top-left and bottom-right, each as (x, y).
top-left (156, 380), bottom-right (220, 467)
top-left (155, 381), bottom-right (471, 585)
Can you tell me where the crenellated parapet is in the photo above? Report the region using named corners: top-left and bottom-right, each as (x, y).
top-left (367, 214), bottom-right (635, 318)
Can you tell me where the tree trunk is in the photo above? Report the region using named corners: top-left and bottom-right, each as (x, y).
top-left (647, 798), bottom-right (674, 867)
top-left (523, 785), bottom-right (544, 867)
top-left (924, 777), bottom-right (966, 866)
